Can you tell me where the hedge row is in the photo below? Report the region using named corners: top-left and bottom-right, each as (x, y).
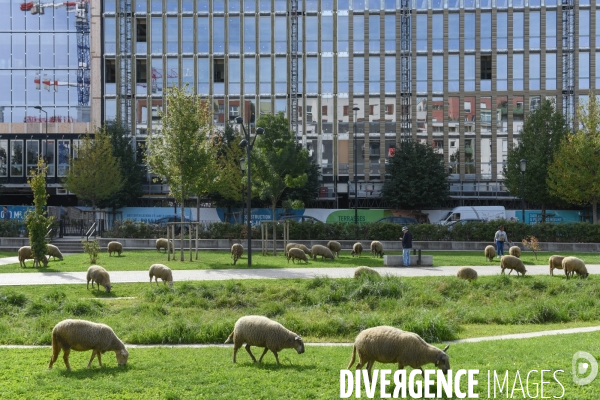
top-left (4, 219), bottom-right (600, 243)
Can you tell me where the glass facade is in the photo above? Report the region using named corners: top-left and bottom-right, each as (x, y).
top-left (94, 1), bottom-right (599, 199)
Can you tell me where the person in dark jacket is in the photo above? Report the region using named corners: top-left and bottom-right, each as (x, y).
top-left (401, 226), bottom-right (413, 266)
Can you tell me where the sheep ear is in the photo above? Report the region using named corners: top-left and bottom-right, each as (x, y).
top-left (443, 345), bottom-right (450, 353)
top-left (294, 336), bottom-right (302, 341)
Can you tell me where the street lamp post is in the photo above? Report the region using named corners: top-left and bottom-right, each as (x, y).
top-left (237, 116), bottom-right (264, 266)
top-left (520, 158), bottom-right (527, 223)
top-left (34, 106), bottom-right (48, 194)
top-left (353, 106), bottom-right (360, 238)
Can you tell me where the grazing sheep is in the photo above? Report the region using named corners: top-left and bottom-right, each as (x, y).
top-left (18, 246), bottom-right (48, 268)
top-left (354, 266), bottom-right (380, 279)
top-left (500, 255), bottom-right (527, 277)
top-left (484, 245), bottom-right (496, 262)
top-left (370, 241), bottom-right (385, 258)
top-left (86, 265), bottom-right (112, 293)
top-left (347, 326), bottom-right (450, 379)
top-left (48, 319), bottom-right (129, 371)
top-left (231, 243), bottom-right (244, 265)
top-left (149, 264), bottom-right (174, 287)
top-left (310, 244), bottom-right (335, 260)
top-left (285, 243), bottom-right (312, 257)
top-left (155, 238), bottom-right (173, 253)
top-left (224, 315), bottom-right (305, 365)
top-left (287, 248), bottom-right (308, 264)
top-left (46, 244), bottom-right (64, 261)
top-left (509, 246), bottom-right (521, 258)
top-left (562, 256), bottom-right (589, 280)
top-left (327, 241), bottom-right (342, 258)
top-left (456, 267), bottom-right (478, 281)
top-left (107, 241), bottom-right (123, 257)
top-left (548, 255), bottom-right (566, 276)
top-left (351, 242), bottom-right (363, 258)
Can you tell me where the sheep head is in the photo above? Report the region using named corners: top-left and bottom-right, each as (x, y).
top-left (116, 349), bottom-right (129, 366)
top-left (435, 345), bottom-right (451, 374)
top-left (294, 336), bottom-right (305, 354)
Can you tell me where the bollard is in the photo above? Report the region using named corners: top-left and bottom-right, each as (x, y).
top-left (417, 249), bottom-right (422, 265)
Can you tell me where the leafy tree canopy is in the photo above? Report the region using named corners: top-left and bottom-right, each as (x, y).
top-left (207, 123), bottom-right (246, 208)
top-left (63, 128), bottom-right (124, 210)
top-left (503, 99), bottom-right (569, 220)
top-left (381, 140), bottom-right (449, 209)
top-left (547, 93), bottom-right (600, 223)
top-left (97, 120), bottom-right (145, 209)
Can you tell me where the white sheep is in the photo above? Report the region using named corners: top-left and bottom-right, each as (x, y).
top-left (548, 255), bottom-right (565, 276)
top-left (224, 315), bottom-right (305, 365)
top-left (354, 266), bottom-right (380, 278)
top-left (509, 245), bottom-right (521, 258)
top-left (86, 265), bottom-right (112, 293)
top-left (310, 244), bottom-right (335, 260)
top-left (149, 264), bottom-right (174, 287)
top-left (562, 256), bottom-right (589, 279)
top-left (287, 248), bottom-right (308, 264)
top-left (327, 241), bottom-right (342, 258)
top-left (107, 241), bottom-right (123, 257)
top-left (351, 242), bottom-right (363, 257)
top-left (48, 319), bottom-right (129, 371)
top-left (370, 241), bottom-right (385, 258)
top-left (347, 326), bottom-right (450, 379)
top-left (500, 255), bottom-right (527, 276)
top-left (456, 267), bottom-right (478, 281)
top-left (231, 243), bottom-right (244, 265)
top-left (155, 238), bottom-right (173, 253)
top-left (484, 245), bottom-right (496, 262)
top-left (18, 246), bottom-right (48, 268)
top-left (285, 243), bottom-right (312, 257)
top-left (46, 244), bottom-right (64, 261)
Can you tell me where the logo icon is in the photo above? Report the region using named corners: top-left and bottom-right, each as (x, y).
top-left (572, 351), bottom-right (598, 385)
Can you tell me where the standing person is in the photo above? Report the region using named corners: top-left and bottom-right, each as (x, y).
top-left (494, 225), bottom-right (508, 258)
top-left (2, 206), bottom-right (8, 221)
top-left (401, 226), bottom-right (413, 266)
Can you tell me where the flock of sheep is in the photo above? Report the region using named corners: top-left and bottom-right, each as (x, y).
top-left (12, 237), bottom-right (591, 373)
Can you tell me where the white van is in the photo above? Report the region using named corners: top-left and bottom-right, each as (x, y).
top-left (438, 206), bottom-right (506, 225)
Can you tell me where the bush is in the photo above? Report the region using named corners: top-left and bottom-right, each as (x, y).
top-left (82, 238), bottom-right (100, 263)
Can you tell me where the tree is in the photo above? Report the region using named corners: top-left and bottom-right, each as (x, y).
top-left (145, 85), bottom-right (212, 259)
top-left (381, 140), bottom-right (449, 209)
top-left (63, 128), bottom-right (124, 210)
top-left (25, 158), bottom-right (52, 267)
top-left (97, 120), bottom-right (145, 210)
top-left (547, 93), bottom-right (600, 223)
top-left (503, 99), bottom-right (569, 222)
top-left (283, 156), bottom-right (321, 208)
top-left (253, 113), bottom-right (311, 252)
top-left (208, 123), bottom-right (246, 223)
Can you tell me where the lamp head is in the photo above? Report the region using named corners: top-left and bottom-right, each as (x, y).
top-left (255, 127), bottom-right (264, 135)
top-left (353, 106), bottom-right (360, 111)
top-left (519, 158), bottom-right (527, 173)
top-left (239, 139), bottom-right (248, 148)
top-left (235, 116), bottom-right (243, 125)
top-left (34, 106), bottom-right (42, 110)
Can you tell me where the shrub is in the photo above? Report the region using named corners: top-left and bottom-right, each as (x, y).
top-left (81, 238), bottom-right (101, 263)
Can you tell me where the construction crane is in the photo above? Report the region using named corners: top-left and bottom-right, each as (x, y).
top-left (20, 1), bottom-right (90, 107)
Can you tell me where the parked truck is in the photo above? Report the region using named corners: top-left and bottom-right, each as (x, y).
top-left (437, 206), bottom-right (506, 225)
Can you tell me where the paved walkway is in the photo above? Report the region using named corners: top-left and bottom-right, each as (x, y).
top-left (1, 256), bottom-right (599, 286)
top-left (2, 326), bottom-right (599, 349)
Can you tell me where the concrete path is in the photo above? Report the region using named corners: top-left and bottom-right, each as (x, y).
top-left (1, 257), bottom-right (599, 286)
top-left (2, 326), bottom-right (599, 349)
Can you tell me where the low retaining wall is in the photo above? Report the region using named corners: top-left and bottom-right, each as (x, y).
top-left (2, 238), bottom-right (600, 253)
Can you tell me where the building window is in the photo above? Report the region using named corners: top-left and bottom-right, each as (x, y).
top-left (343, 105), bottom-right (349, 116)
top-left (214, 59), bottom-right (225, 83)
top-left (322, 105), bottom-right (328, 116)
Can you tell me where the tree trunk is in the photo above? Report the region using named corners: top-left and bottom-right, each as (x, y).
top-left (272, 202), bottom-right (277, 256)
top-left (540, 203), bottom-right (546, 223)
top-left (180, 201), bottom-right (185, 261)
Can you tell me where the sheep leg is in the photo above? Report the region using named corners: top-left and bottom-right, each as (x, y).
top-left (244, 344), bottom-right (257, 362)
top-left (232, 344), bottom-right (241, 363)
top-left (48, 348), bottom-right (61, 369)
top-left (508, 269), bottom-right (513, 275)
top-left (87, 350), bottom-right (98, 368)
top-left (258, 347), bottom-right (270, 363)
top-left (366, 361), bottom-right (374, 380)
top-left (63, 348), bottom-right (72, 371)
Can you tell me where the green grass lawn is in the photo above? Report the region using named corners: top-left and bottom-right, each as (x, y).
top-left (1, 274), bottom-right (599, 346)
top-left (2, 249), bottom-right (599, 274)
top-left (2, 331), bottom-right (599, 399)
